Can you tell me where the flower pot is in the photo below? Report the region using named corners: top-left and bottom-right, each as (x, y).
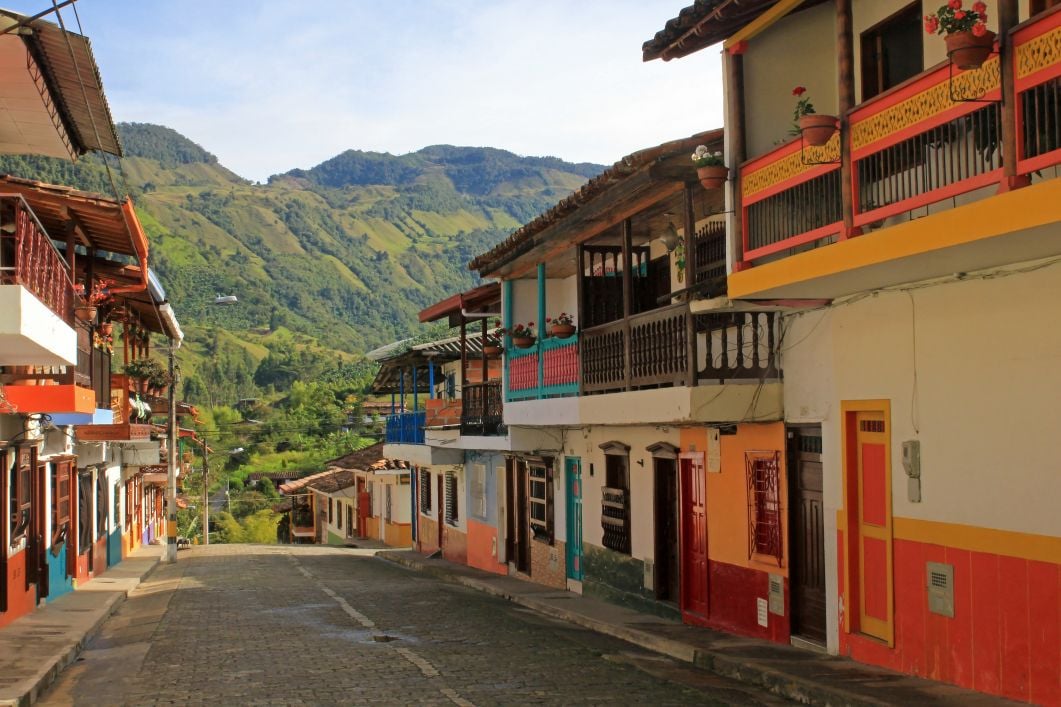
top-left (799, 114), bottom-right (837, 147)
top-left (99, 322), bottom-right (113, 336)
top-left (74, 304), bottom-right (97, 323)
top-left (512, 336), bottom-right (536, 350)
top-left (549, 324), bottom-right (576, 339)
top-left (483, 344), bottom-right (503, 358)
top-left (945, 30), bottom-right (996, 71)
top-left (696, 165), bottom-right (728, 190)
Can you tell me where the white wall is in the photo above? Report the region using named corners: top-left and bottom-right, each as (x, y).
top-left (781, 260), bottom-right (1061, 538)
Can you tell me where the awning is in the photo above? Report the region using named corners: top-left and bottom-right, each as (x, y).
top-left (0, 9), bottom-right (121, 158)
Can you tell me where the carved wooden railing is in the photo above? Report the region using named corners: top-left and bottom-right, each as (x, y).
top-left (505, 334), bottom-right (579, 402)
top-left (849, 46), bottom-right (1003, 231)
top-left (0, 194), bottom-right (75, 323)
top-left (1014, 6), bottom-right (1061, 176)
top-left (693, 220), bottom-right (727, 299)
top-left (582, 302), bottom-right (691, 394)
top-left (696, 311), bottom-right (780, 383)
top-left (460, 380), bottom-right (503, 436)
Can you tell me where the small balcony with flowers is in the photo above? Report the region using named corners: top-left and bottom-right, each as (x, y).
top-left (714, 0), bottom-right (1061, 302)
top-left (469, 131), bottom-right (784, 429)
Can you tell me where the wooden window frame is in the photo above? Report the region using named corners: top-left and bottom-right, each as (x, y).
top-left (52, 462), bottom-right (72, 547)
top-left (9, 447), bottom-right (33, 545)
top-left (95, 470), bottom-right (107, 540)
top-left (471, 463), bottom-right (487, 519)
top-left (444, 472), bottom-right (459, 526)
top-left (1031, 0), bottom-right (1061, 16)
top-left (419, 469), bottom-right (431, 515)
top-left (859, 1), bottom-right (924, 103)
top-left (600, 444), bottom-right (631, 555)
top-left (746, 450), bottom-right (784, 566)
top-left (527, 460), bottom-right (553, 543)
top-left (384, 485), bottom-right (393, 523)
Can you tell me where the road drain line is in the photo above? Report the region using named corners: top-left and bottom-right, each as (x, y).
top-left (286, 553), bottom-right (476, 706)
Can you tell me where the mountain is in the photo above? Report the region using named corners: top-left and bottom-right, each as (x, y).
top-left (0, 123), bottom-right (602, 400)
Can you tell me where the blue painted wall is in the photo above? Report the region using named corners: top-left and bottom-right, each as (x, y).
top-left (46, 543), bottom-right (73, 600)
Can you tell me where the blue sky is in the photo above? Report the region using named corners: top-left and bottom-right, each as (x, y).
top-left (10, 1), bottom-right (723, 182)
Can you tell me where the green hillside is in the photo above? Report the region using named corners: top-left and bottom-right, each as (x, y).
top-left (0, 123), bottom-right (600, 402)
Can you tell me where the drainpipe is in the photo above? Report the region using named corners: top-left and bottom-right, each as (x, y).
top-left (107, 200), bottom-right (150, 295)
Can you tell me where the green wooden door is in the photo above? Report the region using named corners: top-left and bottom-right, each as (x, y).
top-left (565, 457), bottom-right (583, 581)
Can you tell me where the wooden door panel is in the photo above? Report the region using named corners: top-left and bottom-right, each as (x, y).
top-left (854, 410), bottom-right (893, 643)
top-left (565, 458), bottom-right (583, 581)
top-left (790, 427), bottom-right (826, 643)
top-left (679, 454), bottom-right (708, 620)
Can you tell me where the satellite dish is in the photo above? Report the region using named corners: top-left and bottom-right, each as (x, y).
top-left (214, 294), bottom-right (238, 305)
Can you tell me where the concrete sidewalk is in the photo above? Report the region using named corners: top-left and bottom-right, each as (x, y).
top-left (377, 550), bottom-right (1016, 707)
top-left (0, 546), bottom-right (162, 706)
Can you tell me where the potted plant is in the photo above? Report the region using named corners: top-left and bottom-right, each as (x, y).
top-left (72, 278), bottom-right (113, 323)
top-left (546, 313), bottom-right (576, 339)
top-left (506, 322), bottom-right (537, 349)
top-left (483, 321), bottom-right (504, 357)
top-left (925, 1), bottom-right (994, 70)
top-left (125, 357), bottom-right (170, 396)
top-left (691, 145), bottom-right (728, 189)
top-left (92, 330), bottom-right (113, 354)
top-left (792, 86), bottom-right (837, 147)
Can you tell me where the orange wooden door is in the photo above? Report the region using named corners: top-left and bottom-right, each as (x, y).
top-left (855, 410), bottom-right (893, 643)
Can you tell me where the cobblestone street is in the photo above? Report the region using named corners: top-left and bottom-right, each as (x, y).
top-left (39, 545), bottom-right (789, 706)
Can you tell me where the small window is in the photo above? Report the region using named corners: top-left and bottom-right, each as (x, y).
top-left (96, 471), bottom-right (107, 540)
top-left (471, 464), bottom-right (486, 518)
top-left (385, 485), bottom-right (393, 522)
top-left (445, 373), bottom-right (456, 400)
top-left (328, 497), bottom-right (334, 525)
top-left (7, 448), bottom-right (33, 544)
top-left (346, 502), bottom-right (354, 537)
top-left (336, 500), bottom-right (343, 529)
top-left (1031, 0), bottom-right (1061, 16)
top-left (860, 2), bottom-right (923, 102)
top-left (444, 472), bottom-right (459, 526)
top-left (746, 451), bottom-right (783, 565)
top-left (601, 451), bottom-right (630, 554)
top-left (527, 461), bottom-right (554, 543)
top-left (78, 471), bottom-right (92, 555)
top-left (419, 469), bottom-right (431, 514)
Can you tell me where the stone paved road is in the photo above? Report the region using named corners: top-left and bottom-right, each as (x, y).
top-left (40, 545), bottom-right (791, 706)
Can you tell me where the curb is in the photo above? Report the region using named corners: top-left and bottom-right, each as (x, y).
top-left (0, 554), bottom-right (161, 707)
top-left (377, 551), bottom-right (893, 707)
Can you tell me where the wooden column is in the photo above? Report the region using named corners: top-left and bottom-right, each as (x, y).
top-left (725, 44), bottom-right (748, 268)
top-left (683, 185), bottom-right (697, 386)
top-left (480, 318), bottom-right (487, 382)
top-left (459, 318), bottom-right (467, 394)
top-left (537, 263), bottom-right (546, 396)
top-left (998, 0), bottom-right (1027, 191)
top-left (575, 244), bottom-right (585, 395)
top-left (837, 0), bottom-right (857, 239)
top-left (621, 219), bottom-right (633, 391)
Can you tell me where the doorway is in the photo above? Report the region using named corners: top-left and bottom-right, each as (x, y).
top-left (788, 426), bottom-right (826, 644)
top-left (678, 452), bottom-right (708, 621)
top-left (506, 459), bottom-right (529, 573)
top-left (565, 458), bottom-right (583, 582)
top-left (653, 457), bottom-right (679, 603)
top-left (436, 474), bottom-right (444, 550)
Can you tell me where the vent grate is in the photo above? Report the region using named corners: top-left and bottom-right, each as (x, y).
top-left (926, 562), bottom-right (954, 618)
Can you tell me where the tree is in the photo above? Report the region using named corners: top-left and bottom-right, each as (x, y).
top-left (241, 510), bottom-right (281, 544)
top-left (212, 511), bottom-right (244, 544)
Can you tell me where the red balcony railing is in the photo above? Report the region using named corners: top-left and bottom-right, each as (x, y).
top-left (739, 8), bottom-right (1061, 269)
top-left (1014, 6), bottom-right (1061, 176)
top-left (0, 194), bottom-right (75, 323)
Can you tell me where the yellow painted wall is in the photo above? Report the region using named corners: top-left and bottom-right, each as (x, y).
top-left (384, 521), bottom-right (412, 547)
top-left (681, 423), bottom-right (789, 576)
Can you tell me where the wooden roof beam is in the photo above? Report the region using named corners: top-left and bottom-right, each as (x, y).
top-left (723, 0), bottom-right (805, 49)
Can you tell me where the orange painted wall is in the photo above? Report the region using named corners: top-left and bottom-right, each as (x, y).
top-left (418, 516), bottom-right (439, 555)
top-left (91, 537), bottom-right (107, 576)
top-left (383, 521), bottom-right (411, 547)
top-left (680, 423), bottom-right (789, 575)
top-left (838, 526), bottom-right (1061, 706)
top-left (467, 518), bottom-right (506, 575)
top-left (441, 525), bottom-right (468, 565)
top-left (0, 550), bottom-right (37, 629)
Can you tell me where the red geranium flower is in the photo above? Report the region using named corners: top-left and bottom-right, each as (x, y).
top-left (972, 1), bottom-right (986, 11)
top-left (971, 22), bottom-right (987, 36)
top-left (948, 0), bottom-right (961, 8)
top-left (792, 86), bottom-right (807, 96)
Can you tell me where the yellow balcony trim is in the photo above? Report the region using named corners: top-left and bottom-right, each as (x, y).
top-left (729, 179), bottom-right (1061, 299)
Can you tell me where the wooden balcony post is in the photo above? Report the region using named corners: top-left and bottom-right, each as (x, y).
top-left (724, 45), bottom-right (747, 267)
top-left (621, 219), bottom-right (633, 391)
top-left (480, 317), bottom-right (487, 383)
top-left (683, 185), bottom-right (697, 385)
top-left (537, 263), bottom-right (546, 397)
top-left (998, 0), bottom-right (1027, 191)
top-left (837, 0), bottom-right (857, 239)
top-left (460, 316), bottom-right (467, 394)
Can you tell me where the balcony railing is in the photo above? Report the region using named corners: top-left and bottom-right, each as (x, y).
top-left (1, 323), bottom-right (111, 407)
top-left (0, 194), bottom-right (75, 323)
top-left (739, 9), bottom-right (1061, 269)
top-left (460, 380), bottom-right (503, 436)
top-left (385, 410), bottom-right (425, 445)
top-left (505, 334), bottom-right (579, 402)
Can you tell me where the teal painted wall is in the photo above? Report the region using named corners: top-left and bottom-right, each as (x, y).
top-left (107, 528), bottom-right (122, 567)
top-left (46, 543), bottom-right (73, 600)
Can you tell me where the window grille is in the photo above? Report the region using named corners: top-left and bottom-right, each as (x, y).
top-left (528, 462), bottom-right (553, 542)
top-left (8, 447), bottom-right (33, 543)
top-left (52, 461), bottom-right (72, 546)
top-left (336, 500), bottom-right (343, 529)
top-left (385, 485), bottom-right (392, 522)
top-left (328, 497), bottom-right (334, 525)
top-left (419, 469), bottom-right (431, 514)
top-left (746, 450), bottom-right (783, 565)
top-left (601, 453), bottom-right (630, 554)
top-left (471, 464), bottom-right (486, 518)
top-left (78, 471), bottom-right (92, 554)
top-left (96, 470), bottom-right (107, 539)
top-left (444, 472), bottom-right (459, 526)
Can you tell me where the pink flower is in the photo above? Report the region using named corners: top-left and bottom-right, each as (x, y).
top-left (972, 21), bottom-right (988, 36)
top-left (792, 86), bottom-right (807, 96)
top-left (954, 10), bottom-right (966, 19)
top-left (972, 1), bottom-right (987, 12)
top-left (948, 0), bottom-right (962, 8)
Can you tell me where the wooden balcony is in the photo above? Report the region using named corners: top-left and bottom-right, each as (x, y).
top-left (737, 8), bottom-right (1060, 280)
top-left (0, 325), bottom-right (110, 414)
top-left (460, 380), bottom-right (503, 436)
top-left (385, 411), bottom-right (425, 445)
top-left (505, 334), bottom-right (579, 402)
top-left (0, 194), bottom-right (75, 323)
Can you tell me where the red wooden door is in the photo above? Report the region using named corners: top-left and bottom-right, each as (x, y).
top-left (358, 488), bottom-right (370, 537)
top-left (679, 453), bottom-right (708, 621)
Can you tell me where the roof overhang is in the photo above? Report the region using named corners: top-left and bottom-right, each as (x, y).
top-left (0, 9), bottom-right (120, 158)
top-left (419, 282), bottom-right (501, 325)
